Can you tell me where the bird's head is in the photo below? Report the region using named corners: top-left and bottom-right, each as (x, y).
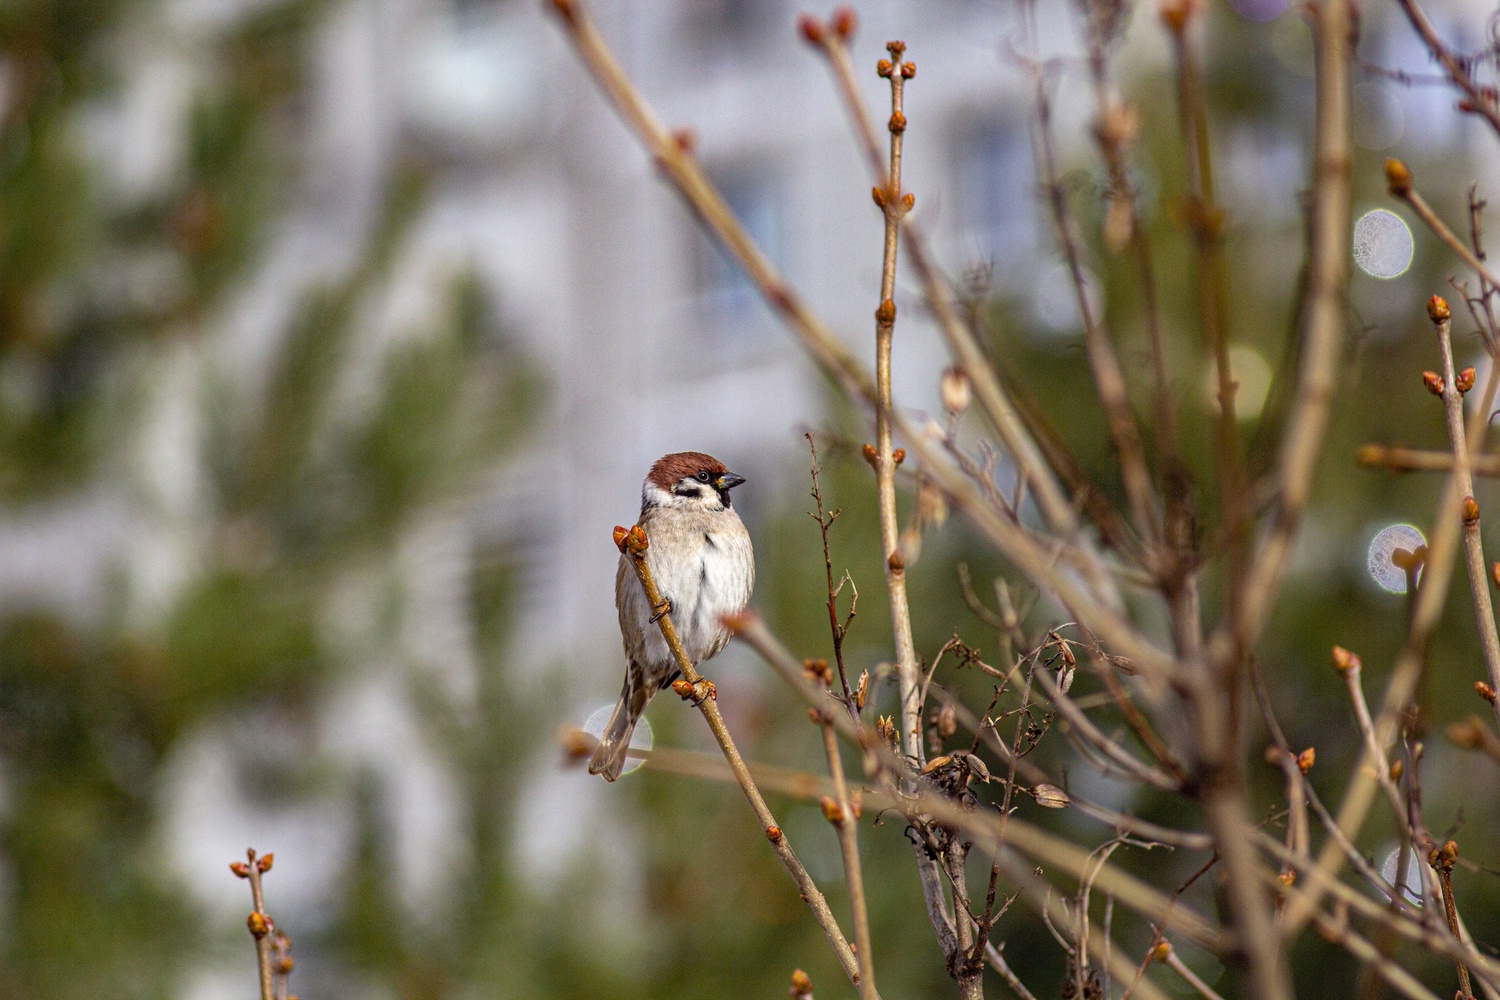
top-left (642, 451), bottom-right (747, 513)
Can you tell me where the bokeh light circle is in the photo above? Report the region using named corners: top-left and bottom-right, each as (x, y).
top-left (1353, 209), bottom-right (1414, 279)
top-left (1367, 523), bottom-right (1426, 593)
top-left (583, 703), bottom-right (652, 776)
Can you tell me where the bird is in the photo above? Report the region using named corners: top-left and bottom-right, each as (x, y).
top-left (589, 451), bottom-right (754, 781)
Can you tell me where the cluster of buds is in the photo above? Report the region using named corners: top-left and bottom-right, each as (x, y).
top-left (803, 657), bottom-right (833, 686)
top-left (797, 7), bottom-right (856, 46)
top-left (1428, 839), bottom-right (1459, 873)
top-left (1331, 645), bottom-right (1362, 674)
top-left (613, 523), bottom-right (649, 556)
top-left (861, 443), bottom-right (905, 468)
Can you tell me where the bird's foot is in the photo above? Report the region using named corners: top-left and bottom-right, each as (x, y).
top-left (670, 677), bottom-right (716, 705)
top-left (649, 598), bottom-right (673, 624)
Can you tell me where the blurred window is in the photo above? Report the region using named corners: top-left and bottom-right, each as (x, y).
top-left (957, 119), bottom-right (1037, 278)
top-left (693, 167), bottom-right (784, 340)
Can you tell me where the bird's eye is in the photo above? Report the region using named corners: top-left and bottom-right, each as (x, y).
top-left (696, 471), bottom-right (711, 482)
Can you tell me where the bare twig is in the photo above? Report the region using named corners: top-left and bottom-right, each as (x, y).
top-left (1431, 297), bottom-right (1500, 730)
top-left (1391, 0), bottom-right (1500, 142)
top-left (613, 525), bottom-right (867, 991)
top-left (231, 848), bottom-right (276, 1000)
top-left (1357, 443), bottom-right (1500, 477)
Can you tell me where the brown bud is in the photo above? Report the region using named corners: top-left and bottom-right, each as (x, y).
top-left (804, 657), bottom-right (832, 685)
top-left (766, 825), bottom-right (783, 842)
top-left (276, 957), bottom-right (295, 975)
top-left (1331, 645), bottom-right (1361, 674)
top-left (1385, 158), bottom-right (1413, 196)
top-left (1478, 681), bottom-right (1497, 703)
top-left (626, 525), bottom-right (649, 553)
top-left (888, 111), bottom-right (907, 133)
top-left (671, 679), bottom-right (696, 699)
top-left (789, 968), bottom-right (813, 999)
top-left (886, 40), bottom-right (906, 56)
top-left (831, 7), bottom-right (856, 39)
top-left (876, 58), bottom-right (893, 78)
top-left (798, 15), bottom-right (826, 45)
top-left (902, 61), bottom-right (916, 78)
top-left (1389, 759), bottom-right (1404, 782)
top-left (1297, 747), bottom-right (1316, 774)
top-left (230, 861), bottom-right (251, 879)
top-left (1458, 367), bottom-right (1477, 393)
top-left (248, 912), bottom-right (270, 938)
top-left (1428, 295), bottom-right (1451, 323)
top-left (888, 550), bottom-right (905, 572)
top-left (892, 447), bottom-right (905, 465)
top-left (855, 670), bottom-right (869, 711)
top-left (1159, 0), bottom-right (1191, 32)
top-left (1277, 869), bottom-right (1298, 889)
top-left (1448, 718), bottom-right (1483, 749)
top-left (1465, 496), bottom-right (1481, 523)
top-left (876, 298), bottom-right (896, 324)
top-left (820, 796), bottom-right (845, 824)
top-left (612, 525), bottom-right (630, 552)
top-left (560, 726), bottom-right (591, 762)
top-left (1149, 940), bottom-right (1173, 962)
top-left (862, 442), bottom-right (878, 467)
top-left (1423, 371), bottom-right (1445, 395)
top-left (901, 192), bottom-right (915, 213)
top-left (1493, 562), bottom-right (1500, 589)
top-left (256, 853), bottom-right (274, 873)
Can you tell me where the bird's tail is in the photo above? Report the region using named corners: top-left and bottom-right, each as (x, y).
top-left (588, 670), bottom-right (651, 782)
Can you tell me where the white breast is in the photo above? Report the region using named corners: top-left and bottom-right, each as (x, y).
top-left (625, 510), bottom-right (754, 670)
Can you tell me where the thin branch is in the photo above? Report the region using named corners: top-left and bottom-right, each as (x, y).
top-left (1431, 297), bottom-right (1500, 731)
top-left (1357, 443), bottom-right (1500, 476)
top-left (822, 709), bottom-right (878, 999)
top-left (613, 525), bottom-right (867, 991)
top-left (232, 848), bottom-right (276, 1000)
top-left (1392, 0), bottom-right (1500, 142)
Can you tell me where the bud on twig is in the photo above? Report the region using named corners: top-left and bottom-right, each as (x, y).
top-left (1149, 940), bottom-right (1172, 962)
top-left (1478, 681), bottom-right (1497, 703)
top-left (855, 670), bottom-right (869, 711)
top-left (1464, 496), bottom-right (1481, 523)
top-left (257, 853), bottom-right (274, 873)
top-left (862, 443), bottom-right (878, 468)
top-left (892, 448), bottom-right (905, 465)
top-left (248, 912), bottom-right (270, 938)
top-left (1457, 367), bottom-right (1476, 393)
top-left (1389, 759), bottom-right (1404, 782)
top-left (790, 968), bottom-right (814, 1000)
top-left (1428, 295), bottom-right (1451, 323)
top-left (876, 58), bottom-right (892, 78)
top-left (902, 61), bottom-right (916, 79)
top-left (230, 861), bottom-right (251, 878)
top-left (1423, 371), bottom-right (1445, 396)
top-left (672, 679), bottom-right (696, 699)
top-left (875, 298), bottom-right (896, 324)
top-left (820, 796), bottom-right (845, 824)
top-left (798, 15), bottom-right (826, 45)
top-left (1297, 748), bottom-right (1316, 774)
top-left (766, 825), bottom-right (783, 843)
top-left (1385, 158), bottom-right (1412, 196)
top-left (1332, 645), bottom-right (1361, 674)
top-left (830, 7), bottom-right (856, 40)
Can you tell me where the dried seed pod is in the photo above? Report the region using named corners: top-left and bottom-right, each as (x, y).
top-left (1032, 783), bottom-right (1071, 809)
top-left (941, 367), bottom-right (972, 415)
top-left (855, 670), bottom-right (869, 711)
top-left (936, 702), bottom-right (957, 738)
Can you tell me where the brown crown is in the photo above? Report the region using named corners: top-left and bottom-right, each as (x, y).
top-left (647, 451), bottom-right (727, 491)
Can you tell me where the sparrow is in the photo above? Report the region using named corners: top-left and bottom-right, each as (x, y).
top-left (589, 452), bottom-right (754, 781)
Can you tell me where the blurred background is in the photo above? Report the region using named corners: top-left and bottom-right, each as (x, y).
top-left (4, 0), bottom-right (1500, 996)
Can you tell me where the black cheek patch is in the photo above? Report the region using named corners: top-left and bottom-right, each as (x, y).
top-left (674, 484), bottom-right (702, 498)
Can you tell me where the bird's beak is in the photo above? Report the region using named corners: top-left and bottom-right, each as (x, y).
top-left (716, 471), bottom-right (747, 491)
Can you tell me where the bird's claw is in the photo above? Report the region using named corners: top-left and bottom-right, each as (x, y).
top-left (671, 678), bottom-right (716, 704)
top-left (649, 598), bottom-right (673, 624)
